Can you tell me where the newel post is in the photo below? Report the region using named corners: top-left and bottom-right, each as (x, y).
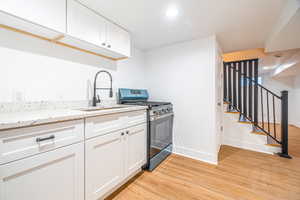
top-left (278, 90), bottom-right (292, 159)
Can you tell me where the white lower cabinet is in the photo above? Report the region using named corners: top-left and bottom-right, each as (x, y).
top-left (126, 124), bottom-right (147, 176)
top-left (85, 123), bottom-right (147, 200)
top-left (0, 111), bottom-right (147, 200)
top-left (85, 130), bottom-right (125, 200)
top-left (0, 142), bottom-right (84, 200)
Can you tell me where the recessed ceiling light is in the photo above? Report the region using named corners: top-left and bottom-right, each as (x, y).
top-left (166, 6), bottom-right (179, 19)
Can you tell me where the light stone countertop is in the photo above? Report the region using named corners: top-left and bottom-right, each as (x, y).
top-left (0, 105), bottom-right (147, 131)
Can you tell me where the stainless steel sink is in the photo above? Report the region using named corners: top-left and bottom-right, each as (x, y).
top-left (76, 106), bottom-right (127, 112)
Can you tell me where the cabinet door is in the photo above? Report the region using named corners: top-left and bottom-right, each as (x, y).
top-left (0, 0), bottom-right (66, 33)
top-left (85, 131), bottom-right (125, 200)
top-left (106, 23), bottom-right (131, 57)
top-left (67, 0), bottom-right (106, 46)
top-left (125, 123), bottom-right (147, 176)
top-left (0, 143), bottom-right (84, 200)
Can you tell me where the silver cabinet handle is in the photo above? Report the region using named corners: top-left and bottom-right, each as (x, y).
top-left (36, 135), bottom-right (55, 143)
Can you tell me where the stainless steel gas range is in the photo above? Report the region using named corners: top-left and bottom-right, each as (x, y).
top-left (118, 88), bottom-right (174, 171)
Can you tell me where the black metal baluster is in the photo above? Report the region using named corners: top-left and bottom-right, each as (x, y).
top-left (228, 63), bottom-right (232, 105)
top-left (261, 87), bottom-right (264, 129)
top-left (233, 62), bottom-right (237, 109)
top-left (273, 96), bottom-right (276, 139)
top-left (266, 91), bottom-right (270, 133)
top-left (248, 60), bottom-right (253, 120)
top-left (243, 61), bottom-right (247, 118)
top-left (223, 62), bottom-right (227, 102)
top-left (253, 59), bottom-right (258, 125)
top-left (238, 62), bottom-right (242, 112)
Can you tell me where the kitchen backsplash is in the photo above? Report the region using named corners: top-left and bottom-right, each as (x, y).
top-left (0, 99), bottom-right (117, 113)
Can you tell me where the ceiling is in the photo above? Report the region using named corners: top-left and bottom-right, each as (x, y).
top-left (265, 4), bottom-right (300, 52)
top-left (259, 49), bottom-right (300, 77)
top-left (79, 0), bottom-right (285, 53)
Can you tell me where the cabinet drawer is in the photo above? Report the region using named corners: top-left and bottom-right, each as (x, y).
top-left (85, 110), bottom-right (147, 139)
top-left (0, 120), bottom-right (84, 165)
top-left (126, 111), bottom-right (147, 127)
top-left (85, 113), bottom-right (125, 139)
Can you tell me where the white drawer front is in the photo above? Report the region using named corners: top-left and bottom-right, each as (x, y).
top-left (126, 111), bottom-right (147, 127)
top-left (85, 110), bottom-right (147, 139)
top-left (85, 113), bottom-right (125, 139)
top-left (0, 120), bottom-right (84, 165)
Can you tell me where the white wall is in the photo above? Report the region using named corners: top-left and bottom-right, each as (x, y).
top-left (145, 36), bottom-right (220, 164)
top-left (0, 28), bottom-right (146, 103)
top-left (0, 28), bottom-right (223, 165)
top-left (214, 39), bottom-right (223, 156)
top-left (290, 76), bottom-right (300, 127)
top-left (262, 75), bottom-right (300, 127)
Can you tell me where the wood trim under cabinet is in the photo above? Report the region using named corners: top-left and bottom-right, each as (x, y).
top-left (0, 24), bottom-right (52, 42)
top-left (51, 34), bottom-right (65, 42)
top-left (0, 24), bottom-right (128, 61)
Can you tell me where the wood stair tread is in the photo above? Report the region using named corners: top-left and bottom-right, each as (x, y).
top-left (238, 121), bottom-right (253, 124)
top-left (225, 111), bottom-right (240, 114)
top-left (265, 143), bottom-right (281, 147)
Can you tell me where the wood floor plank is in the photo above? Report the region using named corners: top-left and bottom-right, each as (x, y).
top-left (106, 125), bottom-right (300, 200)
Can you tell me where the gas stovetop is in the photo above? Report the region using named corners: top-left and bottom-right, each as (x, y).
top-left (118, 88), bottom-right (172, 113)
top-left (122, 101), bottom-right (171, 108)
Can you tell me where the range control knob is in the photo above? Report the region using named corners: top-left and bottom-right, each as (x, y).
top-left (153, 111), bottom-right (159, 115)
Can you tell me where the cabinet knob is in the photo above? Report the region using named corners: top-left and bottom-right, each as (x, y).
top-left (107, 44), bottom-right (111, 48)
top-left (102, 43), bottom-right (106, 46)
top-left (126, 131), bottom-right (129, 135)
top-left (121, 132), bottom-right (125, 136)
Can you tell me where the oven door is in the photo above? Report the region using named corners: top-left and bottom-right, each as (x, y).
top-left (149, 113), bottom-right (174, 159)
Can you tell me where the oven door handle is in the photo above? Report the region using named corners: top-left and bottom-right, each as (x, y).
top-left (150, 113), bottom-right (174, 121)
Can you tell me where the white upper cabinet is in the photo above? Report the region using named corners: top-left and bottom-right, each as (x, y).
top-left (67, 0), bottom-right (106, 46)
top-left (107, 23), bottom-right (131, 57)
top-left (0, 0), bottom-right (66, 33)
top-left (67, 0), bottom-right (131, 57)
top-left (0, 0), bottom-right (131, 59)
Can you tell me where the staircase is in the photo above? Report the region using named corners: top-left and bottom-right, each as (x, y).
top-left (223, 59), bottom-right (291, 158)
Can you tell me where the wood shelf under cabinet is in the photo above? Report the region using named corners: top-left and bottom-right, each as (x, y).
top-left (0, 23), bottom-right (128, 61)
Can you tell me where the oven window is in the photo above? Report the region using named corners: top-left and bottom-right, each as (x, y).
top-left (150, 115), bottom-right (173, 158)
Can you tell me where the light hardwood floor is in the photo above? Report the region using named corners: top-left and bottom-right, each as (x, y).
top-left (106, 125), bottom-right (300, 200)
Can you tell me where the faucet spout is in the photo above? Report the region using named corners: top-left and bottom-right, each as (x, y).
top-left (93, 70), bottom-right (113, 106)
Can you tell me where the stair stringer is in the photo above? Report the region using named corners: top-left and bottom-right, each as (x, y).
top-left (222, 111), bottom-right (281, 154)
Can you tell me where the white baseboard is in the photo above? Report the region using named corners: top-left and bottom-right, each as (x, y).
top-left (291, 122), bottom-right (300, 128)
top-left (223, 138), bottom-right (280, 154)
top-left (173, 146), bottom-right (218, 165)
